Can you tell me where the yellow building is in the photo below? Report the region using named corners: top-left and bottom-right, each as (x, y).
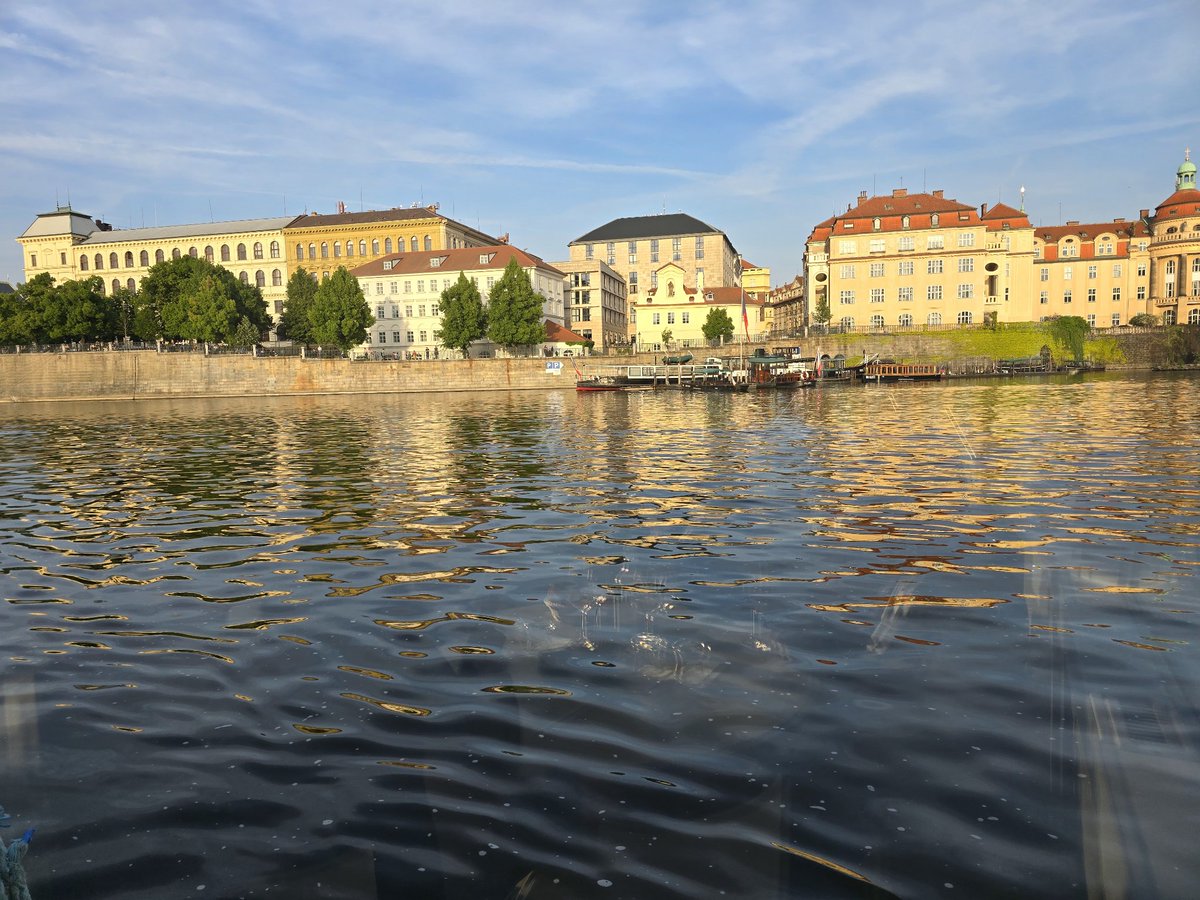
top-left (1145, 151), bottom-right (1200, 325)
top-left (1030, 220), bottom-right (1150, 328)
top-left (768, 275), bottom-right (805, 337)
top-left (739, 259), bottom-right (771, 298)
top-left (566, 213), bottom-right (741, 343)
top-left (637, 262), bottom-right (766, 350)
top-left (805, 188), bottom-right (1037, 331)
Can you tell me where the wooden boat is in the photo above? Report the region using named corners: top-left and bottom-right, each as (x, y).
top-left (861, 362), bottom-right (943, 383)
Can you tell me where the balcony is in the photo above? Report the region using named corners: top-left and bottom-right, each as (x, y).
top-left (984, 295), bottom-right (1001, 305)
top-left (1153, 296), bottom-right (1177, 308)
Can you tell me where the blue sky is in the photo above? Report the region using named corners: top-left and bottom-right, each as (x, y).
top-left (2, 0), bottom-right (1197, 286)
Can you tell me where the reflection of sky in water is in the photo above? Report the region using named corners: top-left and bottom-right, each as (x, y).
top-left (0, 373), bottom-right (1197, 899)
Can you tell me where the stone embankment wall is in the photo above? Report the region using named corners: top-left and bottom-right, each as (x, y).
top-left (0, 330), bottom-right (1170, 403)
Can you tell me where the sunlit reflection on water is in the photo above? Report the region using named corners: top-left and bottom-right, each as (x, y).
top-left (1, 372), bottom-right (1198, 898)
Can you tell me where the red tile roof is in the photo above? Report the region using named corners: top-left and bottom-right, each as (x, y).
top-left (1034, 219), bottom-right (1147, 243)
top-left (1153, 189), bottom-right (1200, 222)
top-left (545, 320), bottom-right (587, 343)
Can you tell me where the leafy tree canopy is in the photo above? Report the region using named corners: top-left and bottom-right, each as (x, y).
top-left (1045, 315), bottom-right (1090, 363)
top-left (701, 307), bottom-right (734, 343)
top-left (435, 271), bottom-right (487, 354)
top-left (812, 288), bottom-right (831, 327)
top-left (308, 267), bottom-right (372, 350)
top-left (280, 267), bottom-right (319, 344)
top-left (136, 255), bottom-right (269, 342)
top-left (1128, 312), bottom-right (1159, 327)
top-left (485, 258), bottom-right (546, 352)
top-left (0, 273), bottom-right (124, 345)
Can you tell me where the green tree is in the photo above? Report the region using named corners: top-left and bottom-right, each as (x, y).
top-left (1128, 312), bottom-right (1159, 327)
top-left (136, 256), bottom-right (270, 342)
top-left (48, 276), bottom-right (118, 343)
top-left (308, 267), bottom-right (372, 350)
top-left (280, 267), bottom-right (319, 344)
top-left (2, 273), bottom-right (56, 344)
top-left (701, 307), bottom-right (734, 344)
top-left (232, 316), bottom-right (262, 349)
top-left (1046, 315), bottom-right (1090, 363)
top-left (661, 328), bottom-right (673, 348)
top-left (435, 271), bottom-right (487, 354)
top-left (486, 258), bottom-right (546, 353)
top-left (812, 288), bottom-right (831, 330)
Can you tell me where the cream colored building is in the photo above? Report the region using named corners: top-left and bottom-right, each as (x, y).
top-left (637, 262), bottom-right (766, 350)
top-left (1030, 220), bottom-right (1150, 328)
top-left (16, 207), bottom-right (294, 316)
top-left (567, 213), bottom-right (741, 343)
top-left (768, 275), bottom-right (805, 337)
top-left (350, 245), bottom-right (565, 358)
top-left (550, 258), bottom-right (628, 350)
top-left (1145, 151), bottom-right (1200, 325)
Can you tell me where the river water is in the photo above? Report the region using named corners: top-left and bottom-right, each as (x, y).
top-left (1, 372), bottom-right (1197, 899)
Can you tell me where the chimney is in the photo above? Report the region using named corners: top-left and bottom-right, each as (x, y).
top-left (892, 188), bottom-right (907, 198)
top-left (1139, 209), bottom-right (1150, 219)
top-left (980, 203), bottom-right (988, 216)
top-left (1066, 220), bottom-right (1080, 226)
top-left (1113, 217), bottom-right (1127, 223)
top-left (932, 189), bottom-right (944, 199)
top-left (858, 190), bottom-right (868, 205)
top-left (337, 200), bottom-right (346, 214)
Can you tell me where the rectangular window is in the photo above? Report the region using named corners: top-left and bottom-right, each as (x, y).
top-left (958, 283), bottom-right (974, 299)
top-left (650, 239), bottom-right (659, 263)
top-left (1063, 289), bottom-right (1072, 303)
top-left (1087, 288), bottom-right (1097, 303)
top-left (695, 236), bottom-right (704, 259)
top-left (391, 305), bottom-right (399, 318)
top-left (927, 235), bottom-right (944, 250)
top-left (1112, 313), bottom-right (1121, 326)
top-left (1086, 314), bottom-right (1096, 326)
top-left (405, 305), bottom-right (413, 317)
top-left (1112, 287), bottom-right (1121, 302)
top-left (1040, 291), bottom-right (1048, 304)
top-left (1088, 265), bottom-right (1097, 279)
top-left (682, 311), bottom-right (690, 324)
top-left (393, 331), bottom-right (402, 343)
top-left (1063, 267), bottom-right (1072, 281)
top-left (1040, 267), bottom-right (1049, 282)
top-left (1062, 244), bottom-right (1078, 258)
top-left (404, 281), bottom-right (412, 293)
top-left (871, 288), bottom-right (885, 303)
top-left (869, 239), bottom-right (885, 254)
top-left (958, 257), bottom-right (974, 273)
top-left (376, 304), bottom-right (385, 319)
top-left (898, 260), bottom-right (914, 276)
top-left (419, 331), bottom-right (427, 342)
top-left (667, 312), bottom-right (675, 324)
top-left (652, 312), bottom-right (661, 325)
top-left (928, 259), bottom-right (943, 274)
top-left (375, 283), bottom-right (383, 294)
top-left (927, 285), bottom-right (942, 301)
top-left (957, 232), bottom-right (975, 247)
top-left (418, 305), bottom-right (425, 317)
top-left (1137, 263), bottom-right (1147, 277)
top-left (838, 240), bottom-right (857, 254)
top-left (629, 272), bottom-right (638, 293)
top-left (898, 286), bottom-right (913, 302)
top-left (1137, 286), bottom-right (1146, 300)
top-left (376, 331), bottom-right (385, 344)
top-left (672, 238), bottom-right (682, 261)
top-left (839, 290), bottom-right (855, 304)
top-left (585, 244), bottom-right (593, 260)
top-left (869, 262), bottom-right (884, 277)
top-left (840, 264), bottom-right (856, 279)
top-left (898, 236), bottom-right (915, 251)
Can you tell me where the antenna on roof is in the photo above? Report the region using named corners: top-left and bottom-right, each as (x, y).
top-left (209, 200), bottom-right (214, 223)
top-left (1020, 185), bottom-right (1025, 213)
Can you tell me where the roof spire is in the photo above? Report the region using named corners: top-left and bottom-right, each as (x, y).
top-left (1176, 147), bottom-right (1197, 191)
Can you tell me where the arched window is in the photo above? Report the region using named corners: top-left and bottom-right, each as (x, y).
top-left (239, 271), bottom-right (249, 285)
top-left (269, 241), bottom-right (279, 259)
top-left (97, 280), bottom-right (105, 295)
top-left (346, 241), bottom-right (354, 258)
top-left (237, 243), bottom-right (247, 261)
top-left (410, 237), bottom-right (418, 252)
top-left (902, 215), bottom-right (910, 229)
top-left (372, 239), bottom-right (380, 255)
top-left (840, 316), bottom-right (855, 329)
top-left (109, 252), bottom-right (119, 268)
top-left (205, 246), bottom-right (214, 262)
top-left (127, 278), bottom-right (136, 292)
top-left (172, 248), bottom-right (181, 260)
top-left (384, 238), bottom-right (392, 254)
top-left (1164, 308), bottom-right (1177, 325)
top-left (872, 218), bottom-right (881, 231)
top-left (155, 249), bottom-right (165, 264)
top-left (271, 269), bottom-right (282, 287)
top-left (957, 310), bottom-right (973, 324)
top-left (930, 214), bottom-right (940, 227)
top-left (898, 313), bottom-right (913, 327)
top-left (928, 312), bottom-right (942, 325)
top-left (424, 235), bottom-right (432, 251)
top-left (221, 245), bottom-right (230, 262)
top-left (870, 314), bottom-right (884, 328)
top-left (321, 242), bottom-right (328, 258)
top-left (188, 247), bottom-right (198, 258)
top-left (1189, 308), bottom-right (1200, 325)
top-left (140, 250), bottom-right (149, 266)
top-left (124, 251), bottom-right (134, 268)
top-left (359, 240), bottom-right (367, 256)
top-left (112, 278), bottom-right (121, 294)
top-left (253, 242), bottom-right (263, 260)
top-left (308, 243), bottom-right (316, 259)
top-left (80, 256), bottom-right (89, 271)
top-left (255, 270), bottom-right (266, 288)
top-left (94, 253), bottom-right (104, 270)
top-left (333, 242), bottom-right (341, 258)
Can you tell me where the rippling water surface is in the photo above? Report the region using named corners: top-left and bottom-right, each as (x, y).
top-left (1, 372), bottom-right (1198, 899)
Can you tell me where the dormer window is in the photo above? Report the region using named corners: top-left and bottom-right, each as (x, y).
top-left (383, 260), bottom-right (393, 270)
top-left (930, 214), bottom-right (939, 227)
top-left (902, 216), bottom-right (910, 229)
top-left (873, 218), bottom-right (881, 231)
top-left (479, 253), bottom-right (494, 264)
top-left (430, 256), bottom-right (446, 267)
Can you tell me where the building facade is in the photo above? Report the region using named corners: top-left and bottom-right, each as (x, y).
top-left (1030, 220), bottom-right (1150, 328)
top-left (768, 275), bottom-right (805, 337)
top-left (566, 213), bottom-right (740, 343)
top-left (1146, 151), bottom-right (1200, 325)
top-left (550, 258), bottom-right (628, 350)
top-left (349, 245), bottom-right (565, 358)
top-left (637, 262), bottom-right (766, 349)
